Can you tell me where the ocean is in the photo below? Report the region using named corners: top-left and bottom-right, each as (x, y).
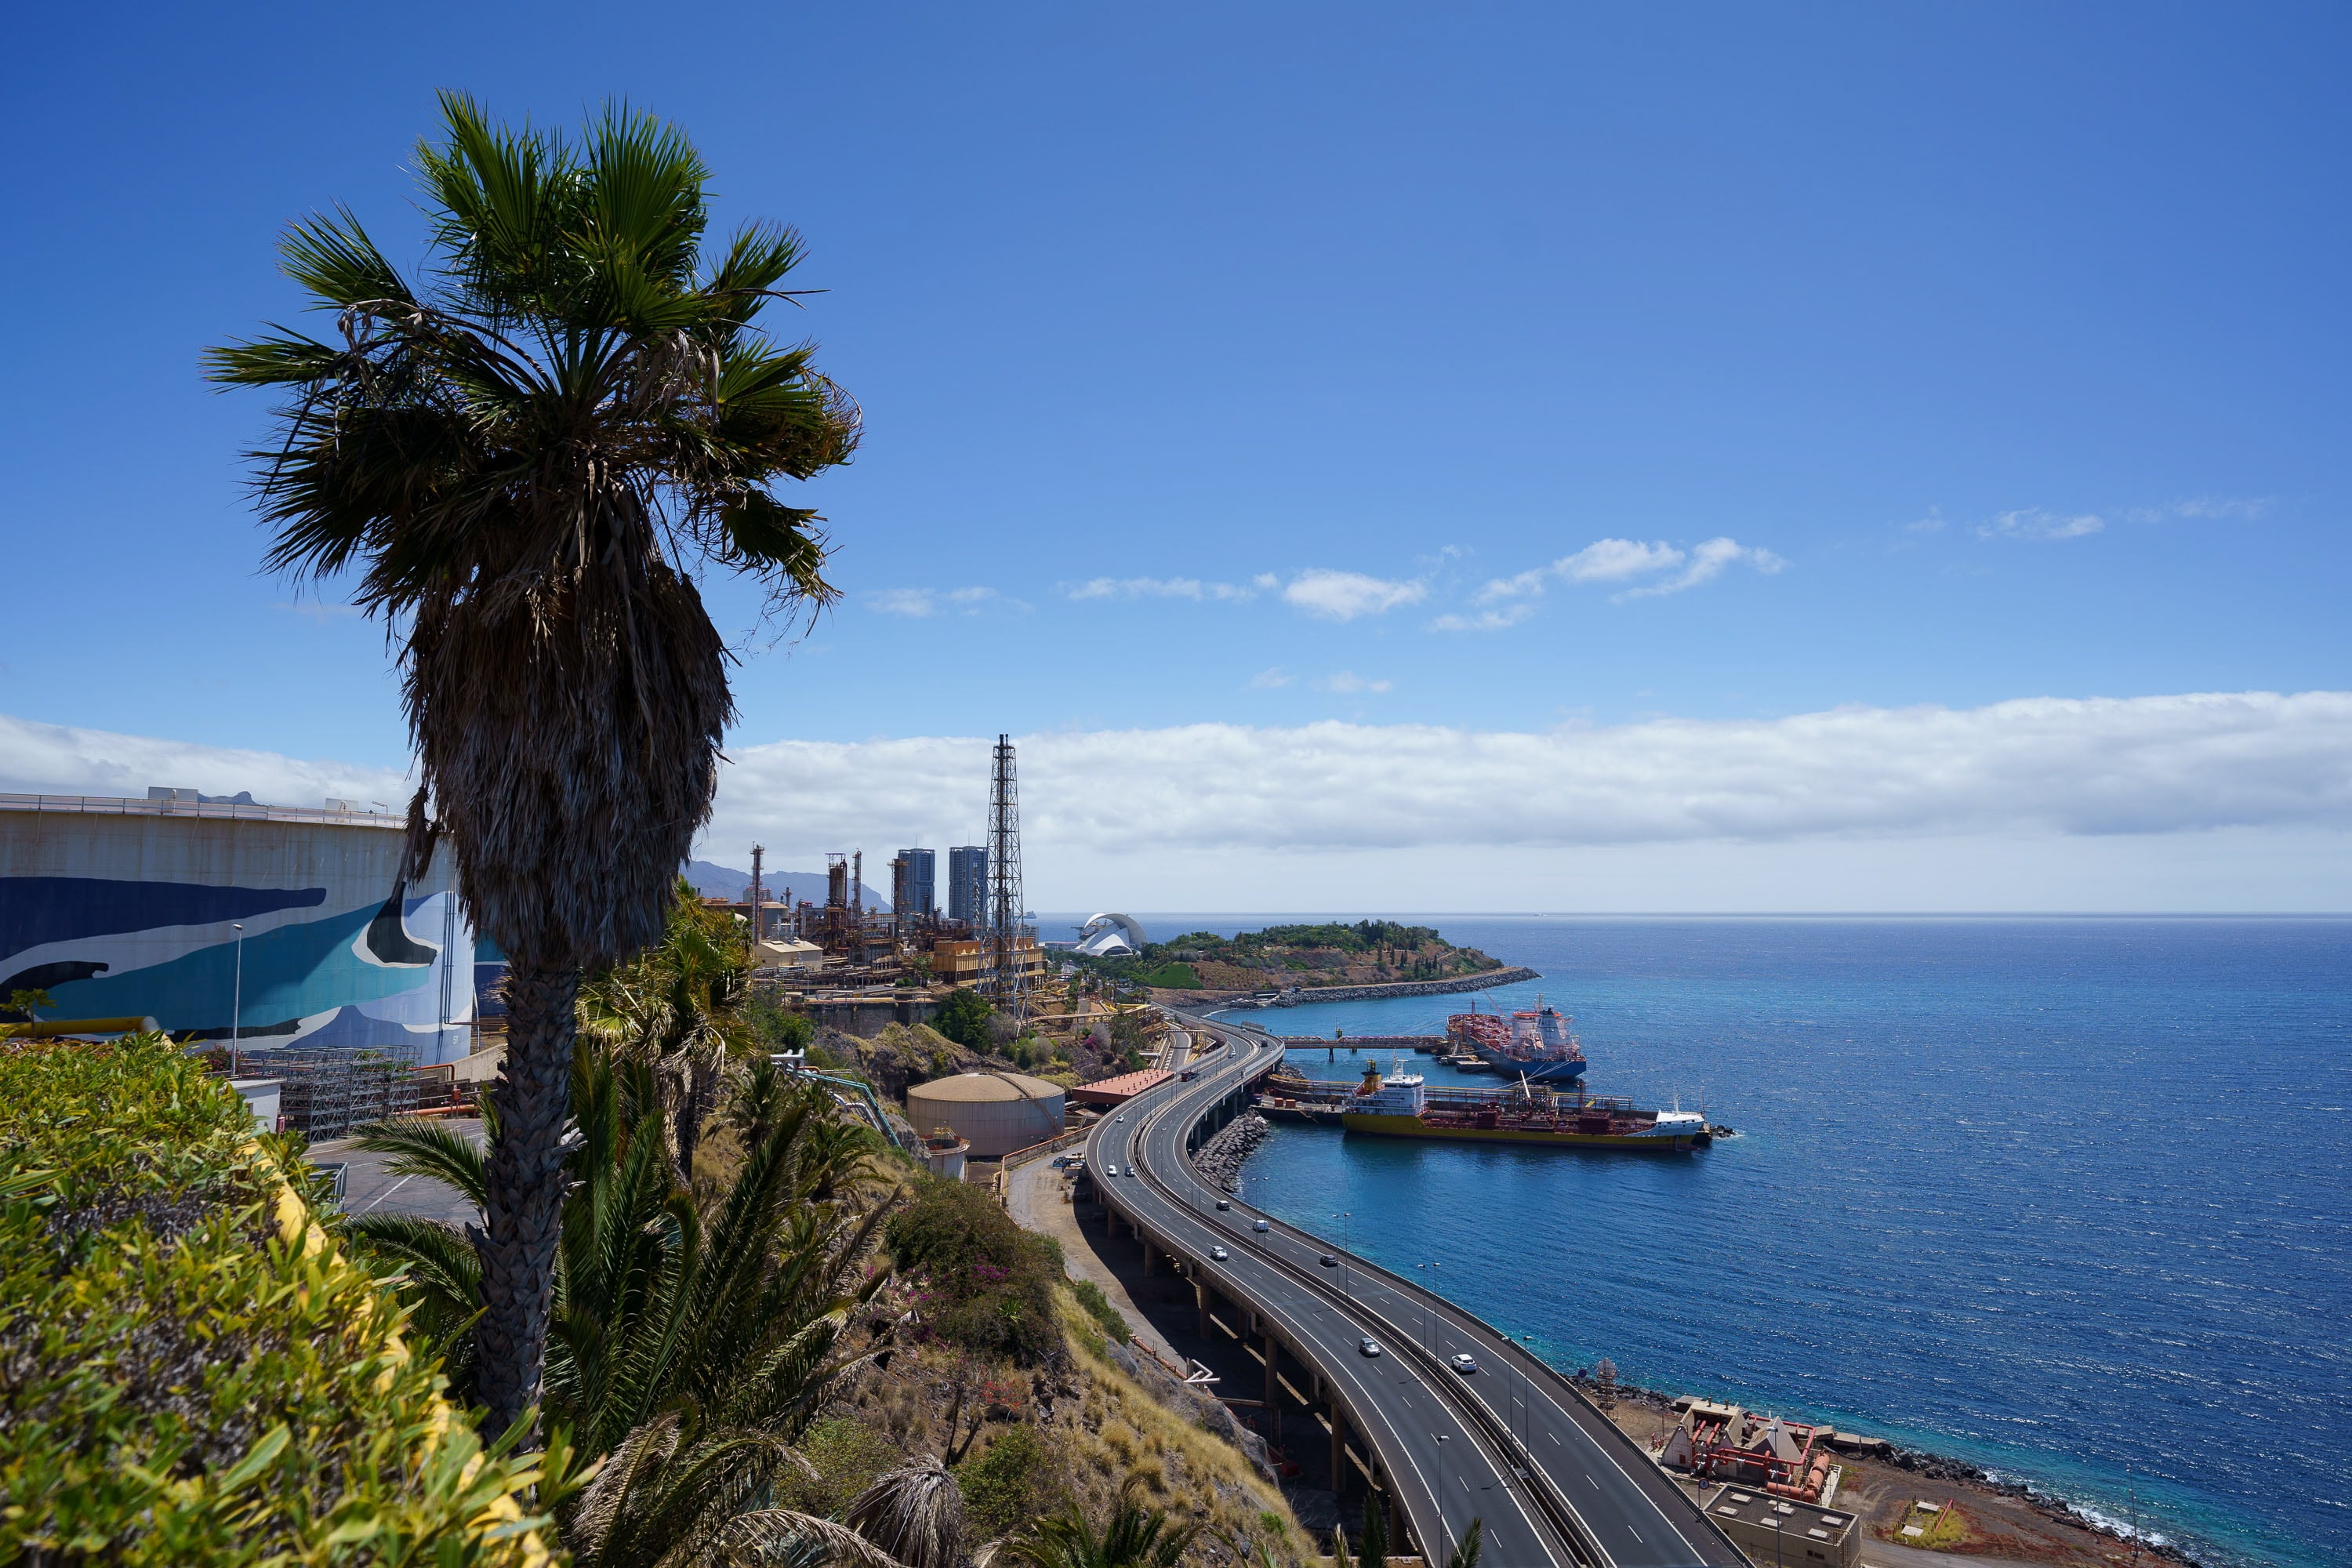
top-left (1051, 915), bottom-right (2352, 1568)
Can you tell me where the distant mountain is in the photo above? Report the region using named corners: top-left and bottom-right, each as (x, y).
top-left (681, 859), bottom-right (890, 911)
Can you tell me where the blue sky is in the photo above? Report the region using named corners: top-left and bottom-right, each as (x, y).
top-left (5, 3), bottom-right (2348, 908)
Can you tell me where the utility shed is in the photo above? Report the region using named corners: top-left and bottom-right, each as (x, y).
top-left (1702, 1487), bottom-right (1860, 1568)
top-left (1069, 1068), bottom-right (1172, 1107)
top-left (903, 1071), bottom-right (1065, 1157)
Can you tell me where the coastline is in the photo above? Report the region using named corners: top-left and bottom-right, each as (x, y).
top-left (1576, 1374), bottom-right (2214, 1568)
top-left (1151, 964), bottom-right (1540, 1009)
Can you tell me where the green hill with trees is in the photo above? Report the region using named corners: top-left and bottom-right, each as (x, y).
top-left (1072, 920), bottom-right (1505, 993)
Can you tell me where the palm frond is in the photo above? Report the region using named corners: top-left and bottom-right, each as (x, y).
top-left (352, 1115), bottom-right (491, 1208)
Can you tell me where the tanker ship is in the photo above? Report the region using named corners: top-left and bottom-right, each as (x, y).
top-left (1338, 1058), bottom-right (1707, 1151)
top-left (1449, 999), bottom-right (1588, 1083)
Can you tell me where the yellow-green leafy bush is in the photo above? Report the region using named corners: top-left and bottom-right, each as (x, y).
top-left (0, 1034), bottom-right (556, 1565)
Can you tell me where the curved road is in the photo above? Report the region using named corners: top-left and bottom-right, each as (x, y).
top-left (1085, 1014), bottom-right (1745, 1568)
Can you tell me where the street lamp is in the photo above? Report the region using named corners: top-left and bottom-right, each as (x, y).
top-left (230, 923), bottom-right (245, 1077)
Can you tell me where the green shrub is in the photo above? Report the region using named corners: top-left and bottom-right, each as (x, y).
top-left (0, 1035), bottom-right (552, 1565)
top-left (956, 1422), bottom-right (1054, 1540)
top-left (932, 988), bottom-right (993, 1051)
top-left (772, 1414), bottom-right (903, 1519)
top-left (1066, 1278), bottom-right (1131, 1345)
top-left (886, 1178), bottom-right (1064, 1364)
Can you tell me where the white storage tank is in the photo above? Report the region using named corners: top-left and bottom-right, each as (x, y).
top-left (903, 1071), bottom-right (1065, 1158)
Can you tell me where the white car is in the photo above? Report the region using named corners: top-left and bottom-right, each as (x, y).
top-left (1450, 1353), bottom-right (1479, 1375)
top-left (1104, 1164), bottom-right (1119, 1177)
top-left (1116, 1114), bottom-right (1126, 1122)
top-left (1210, 1246), bottom-right (1229, 1261)
top-left (1252, 1218), bottom-right (1272, 1232)
top-left (1359, 1338), bottom-right (1383, 1357)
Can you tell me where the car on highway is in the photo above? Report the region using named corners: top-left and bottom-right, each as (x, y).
top-left (1359, 1338), bottom-right (1383, 1357)
top-left (1319, 1254), bottom-right (1338, 1268)
top-left (1116, 1114), bottom-right (1126, 1122)
top-left (1210, 1246), bottom-right (1229, 1261)
top-left (1215, 1199), bottom-right (1230, 1210)
top-left (1105, 1164), bottom-right (1118, 1177)
top-left (1450, 1353), bottom-right (1479, 1375)
top-left (1254, 1219), bottom-right (1271, 1232)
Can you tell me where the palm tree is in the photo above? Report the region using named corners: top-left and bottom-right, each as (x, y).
top-left (351, 1051), bottom-right (901, 1563)
top-left (579, 880), bottom-right (760, 1181)
top-left (209, 93), bottom-right (859, 1433)
top-left (999, 1479), bottom-right (1200, 1568)
top-left (844, 1455), bottom-right (965, 1568)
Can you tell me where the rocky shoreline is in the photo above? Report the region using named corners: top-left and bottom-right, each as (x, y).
top-left (1569, 1374), bottom-right (2214, 1568)
top-left (1156, 965), bottom-right (1540, 1009)
top-left (1189, 1111), bottom-right (1271, 1193)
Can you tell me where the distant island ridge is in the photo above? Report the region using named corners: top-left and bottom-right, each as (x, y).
top-left (682, 858), bottom-right (891, 912)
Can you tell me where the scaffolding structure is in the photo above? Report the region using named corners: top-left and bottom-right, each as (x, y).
top-left (982, 734), bottom-right (1028, 1020)
top-left (268, 1045), bottom-right (426, 1138)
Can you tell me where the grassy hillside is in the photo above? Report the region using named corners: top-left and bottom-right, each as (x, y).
top-left (1076, 919), bottom-right (1504, 993)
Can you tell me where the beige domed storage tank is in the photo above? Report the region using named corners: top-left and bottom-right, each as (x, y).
top-left (903, 1071), bottom-right (1066, 1159)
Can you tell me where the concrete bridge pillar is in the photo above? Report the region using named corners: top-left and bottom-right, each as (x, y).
top-left (1142, 1239), bottom-right (1158, 1276)
top-left (1194, 1279), bottom-right (1210, 1340)
top-left (1263, 1327), bottom-right (1279, 1403)
top-left (1328, 1398), bottom-right (1347, 1494)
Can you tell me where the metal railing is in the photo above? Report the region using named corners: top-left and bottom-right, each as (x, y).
top-left (0, 793), bottom-right (405, 829)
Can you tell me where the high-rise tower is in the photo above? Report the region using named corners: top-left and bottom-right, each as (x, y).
top-left (983, 735), bottom-right (1025, 1017)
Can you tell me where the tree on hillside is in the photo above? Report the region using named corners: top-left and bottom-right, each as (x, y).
top-left (932, 987), bottom-right (993, 1051)
top-left (210, 93), bottom-right (859, 1434)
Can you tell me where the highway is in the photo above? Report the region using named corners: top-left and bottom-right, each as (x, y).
top-left (1085, 1014), bottom-right (1746, 1568)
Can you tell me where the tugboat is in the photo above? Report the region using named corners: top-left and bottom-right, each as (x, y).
top-left (1449, 998), bottom-right (1588, 1083)
top-left (1338, 1058), bottom-right (1706, 1151)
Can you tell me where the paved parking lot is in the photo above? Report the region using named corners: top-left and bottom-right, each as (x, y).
top-left (308, 1118), bottom-right (483, 1225)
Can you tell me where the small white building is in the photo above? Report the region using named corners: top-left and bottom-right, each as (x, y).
top-left (754, 938), bottom-right (827, 971)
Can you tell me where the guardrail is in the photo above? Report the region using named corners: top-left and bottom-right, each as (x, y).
top-left (1120, 1066), bottom-right (1605, 1567)
top-left (1155, 1013), bottom-right (1746, 1568)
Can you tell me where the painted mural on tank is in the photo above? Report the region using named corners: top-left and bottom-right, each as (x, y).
top-left (0, 800), bottom-right (476, 1062)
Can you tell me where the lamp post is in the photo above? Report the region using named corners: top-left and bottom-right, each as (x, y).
top-left (230, 923), bottom-right (245, 1076)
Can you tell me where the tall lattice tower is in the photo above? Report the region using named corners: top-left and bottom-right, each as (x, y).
top-left (983, 734), bottom-right (1026, 1018)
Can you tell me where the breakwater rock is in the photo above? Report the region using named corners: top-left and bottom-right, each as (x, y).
top-left (1157, 966), bottom-right (1540, 1009)
top-left (1191, 1111), bottom-right (1271, 1193)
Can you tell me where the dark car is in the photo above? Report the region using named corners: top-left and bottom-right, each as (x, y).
top-left (1319, 1254), bottom-right (1338, 1268)
top-left (1215, 1199), bottom-right (1231, 1210)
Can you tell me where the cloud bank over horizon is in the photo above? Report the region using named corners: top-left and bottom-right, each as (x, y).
top-left (9, 693), bottom-right (2349, 911)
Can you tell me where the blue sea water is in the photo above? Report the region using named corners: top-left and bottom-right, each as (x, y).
top-left (1066, 915), bottom-right (2352, 1568)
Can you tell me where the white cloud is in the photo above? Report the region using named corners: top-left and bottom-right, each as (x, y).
top-left (1906, 509), bottom-right (1947, 535)
top-left (1280, 569), bottom-right (1427, 621)
top-left (1473, 536), bottom-right (1780, 610)
top-left (1429, 605), bottom-right (1537, 633)
top-left (2129, 496), bottom-right (2270, 524)
top-left (1250, 668), bottom-right (1294, 689)
top-left (1065, 575), bottom-right (1259, 603)
top-left (1558, 538), bottom-right (1686, 584)
top-left (869, 586), bottom-right (1004, 616)
top-left (12, 695), bottom-right (2351, 911)
top-left (1979, 508), bottom-right (2106, 542)
top-left (0, 713), bottom-right (412, 807)
top-left (1621, 537), bottom-right (1788, 597)
top-left (693, 691), bottom-right (2352, 858)
top-left (1317, 672), bottom-right (1393, 694)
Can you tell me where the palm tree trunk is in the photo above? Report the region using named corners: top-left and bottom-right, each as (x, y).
top-left (474, 958), bottom-right (579, 1437)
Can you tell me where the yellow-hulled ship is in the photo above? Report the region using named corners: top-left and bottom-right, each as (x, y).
top-left (1335, 1059), bottom-right (1708, 1151)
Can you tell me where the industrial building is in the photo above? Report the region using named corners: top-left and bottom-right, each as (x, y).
top-left (946, 844), bottom-right (986, 925)
top-left (902, 1069), bottom-right (1066, 1157)
top-left (0, 790), bottom-right (476, 1062)
top-left (1700, 1487), bottom-right (1860, 1567)
top-left (897, 848), bottom-right (935, 920)
top-left (928, 935), bottom-right (1047, 987)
